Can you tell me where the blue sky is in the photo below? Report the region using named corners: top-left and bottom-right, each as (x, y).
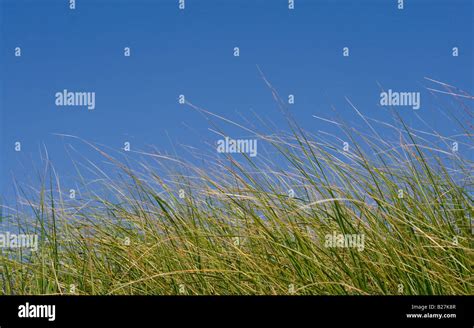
top-left (0, 0), bottom-right (473, 202)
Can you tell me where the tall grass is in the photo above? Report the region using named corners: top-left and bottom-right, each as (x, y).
top-left (0, 79), bottom-right (472, 295)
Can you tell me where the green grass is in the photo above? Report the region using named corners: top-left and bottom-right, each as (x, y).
top-left (0, 85), bottom-right (472, 295)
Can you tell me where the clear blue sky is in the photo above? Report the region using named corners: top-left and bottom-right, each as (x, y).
top-left (0, 0), bottom-right (473, 202)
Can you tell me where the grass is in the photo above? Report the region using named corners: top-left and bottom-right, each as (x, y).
top-left (0, 79), bottom-right (472, 295)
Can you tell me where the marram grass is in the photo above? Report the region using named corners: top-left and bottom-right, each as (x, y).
top-left (0, 88), bottom-right (472, 296)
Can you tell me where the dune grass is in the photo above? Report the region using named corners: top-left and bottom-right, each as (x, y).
top-left (0, 81), bottom-right (472, 295)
